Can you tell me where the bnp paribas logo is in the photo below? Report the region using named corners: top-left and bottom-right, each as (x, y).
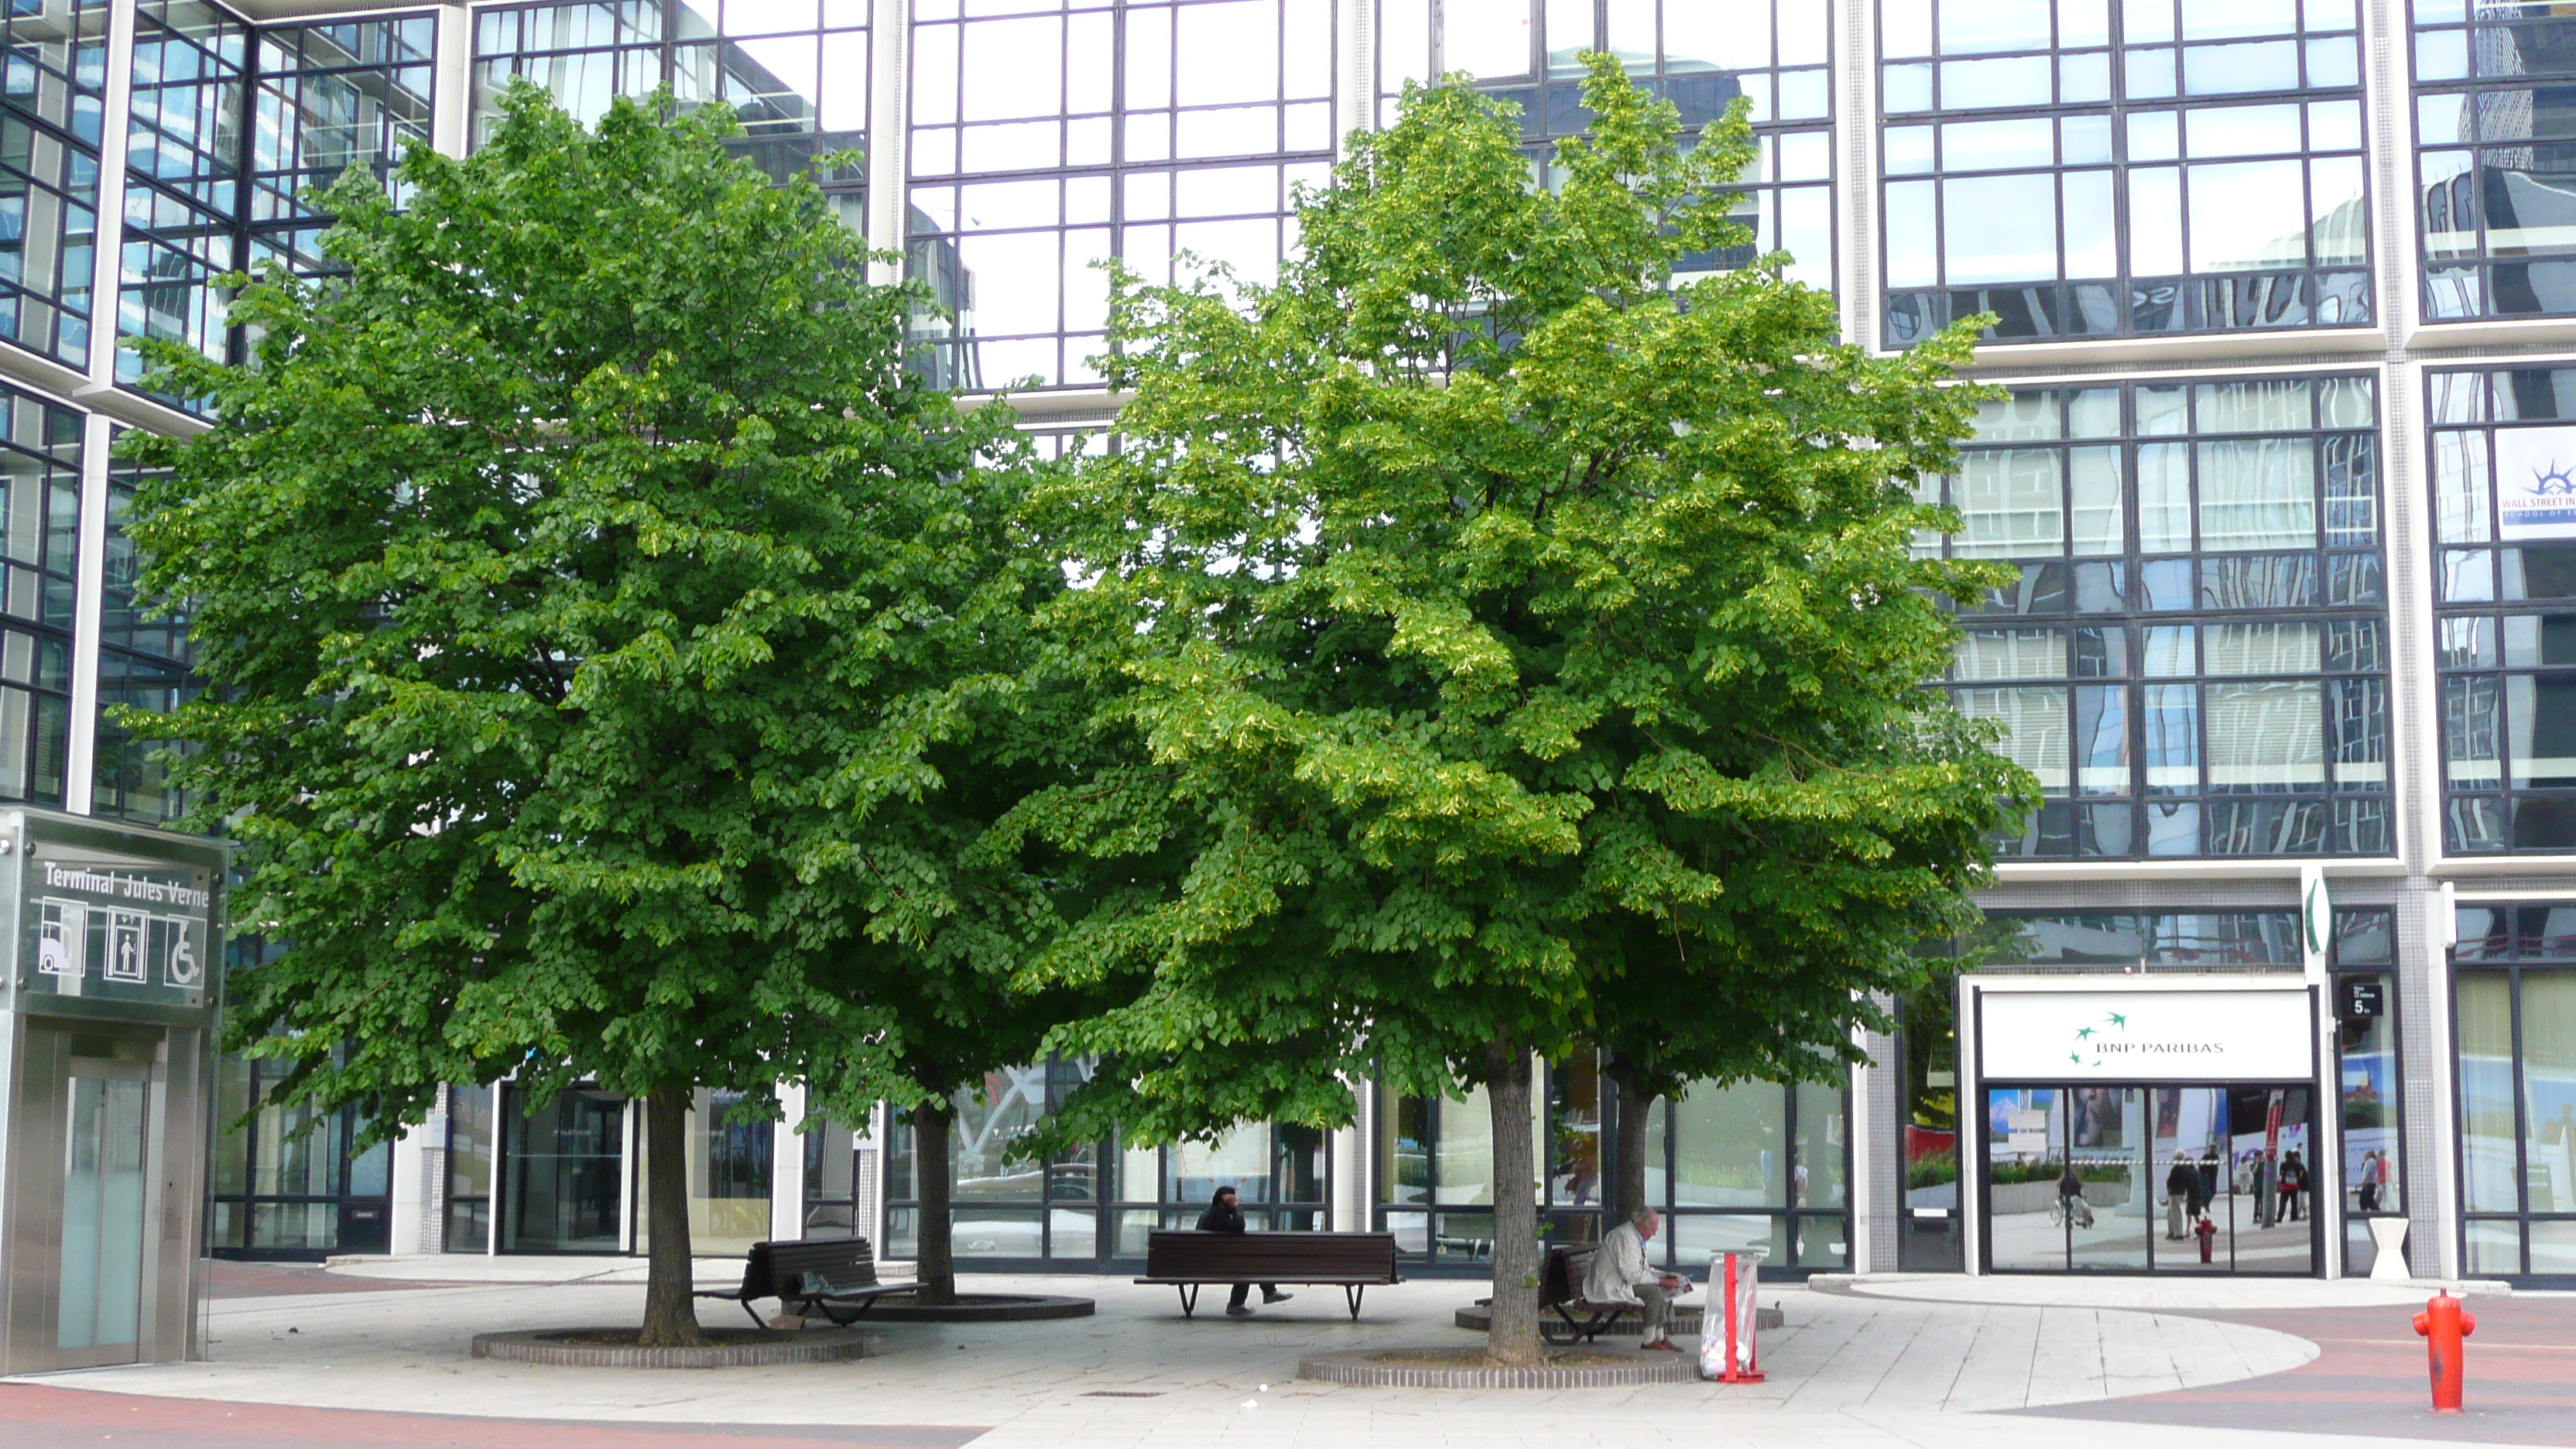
top-left (2068, 1012), bottom-right (2129, 1070)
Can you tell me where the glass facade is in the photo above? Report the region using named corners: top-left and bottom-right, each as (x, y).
top-left (1882, 0), bottom-right (2367, 345)
top-left (26, 0), bottom-right (2571, 1286)
top-left (471, 0), bottom-right (865, 195)
top-left (1927, 375), bottom-right (2389, 858)
top-left (2425, 365), bottom-right (2576, 851)
top-left (206, 994), bottom-right (395, 1260)
top-left (0, 0), bottom-right (105, 367)
top-left (2452, 905), bottom-right (2576, 1281)
top-left (2330, 907), bottom-right (2405, 1273)
top-left (906, 0), bottom-right (1327, 390)
top-left (120, 0), bottom-right (248, 383)
top-left (1378, 1060), bottom-right (1849, 1275)
top-left (881, 1058), bottom-right (1327, 1262)
top-left (2413, 0), bottom-right (2576, 320)
top-left (1379, 0), bottom-right (1834, 286)
top-left (246, 15), bottom-right (437, 276)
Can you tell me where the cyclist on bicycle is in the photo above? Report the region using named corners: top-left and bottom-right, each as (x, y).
top-left (2057, 1161), bottom-right (2094, 1228)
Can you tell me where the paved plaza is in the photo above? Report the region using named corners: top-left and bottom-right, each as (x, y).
top-left (0, 1257), bottom-right (2564, 1448)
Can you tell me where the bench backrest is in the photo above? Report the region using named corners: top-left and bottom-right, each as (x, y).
top-left (1143, 1230), bottom-right (1399, 1282)
top-left (741, 1237), bottom-right (880, 1299)
top-left (1541, 1244), bottom-right (1595, 1307)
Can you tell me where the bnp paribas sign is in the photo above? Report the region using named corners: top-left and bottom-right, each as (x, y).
top-left (1980, 986), bottom-right (2314, 1083)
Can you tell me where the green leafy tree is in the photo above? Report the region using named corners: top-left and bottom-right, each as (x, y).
top-left (120, 88), bottom-right (1061, 1346)
top-left (1023, 57), bottom-right (2031, 1365)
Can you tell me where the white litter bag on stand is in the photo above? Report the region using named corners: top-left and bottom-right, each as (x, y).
top-left (1697, 1249), bottom-right (1766, 1382)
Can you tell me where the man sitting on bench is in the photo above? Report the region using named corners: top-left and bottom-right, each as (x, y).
top-left (1199, 1185), bottom-right (1293, 1317)
top-left (1584, 1207), bottom-right (1686, 1352)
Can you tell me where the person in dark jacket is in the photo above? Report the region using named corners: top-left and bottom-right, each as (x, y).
top-left (1199, 1186), bottom-right (1293, 1317)
top-left (2163, 1153), bottom-right (2194, 1241)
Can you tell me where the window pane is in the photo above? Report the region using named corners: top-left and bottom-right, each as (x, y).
top-left (1434, 1086), bottom-right (1494, 1205)
top-left (2185, 159), bottom-right (2309, 271)
top-left (1793, 1082), bottom-right (1845, 1209)
top-left (2508, 673), bottom-right (2576, 788)
top-left (2205, 680), bottom-right (2322, 791)
top-left (1954, 449), bottom-right (2066, 557)
top-left (1673, 1081), bottom-right (1784, 1209)
top-left (1957, 686), bottom-right (2071, 793)
top-left (2196, 438), bottom-right (2316, 550)
top-left (2458, 973), bottom-right (2519, 1213)
top-left (2519, 973), bottom-right (2576, 1213)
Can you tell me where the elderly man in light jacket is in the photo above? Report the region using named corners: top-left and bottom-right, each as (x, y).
top-left (1583, 1207), bottom-right (1687, 1352)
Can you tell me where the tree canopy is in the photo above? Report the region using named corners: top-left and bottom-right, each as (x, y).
top-left (1023, 57), bottom-right (2031, 1362)
top-left (122, 87), bottom-right (1072, 1343)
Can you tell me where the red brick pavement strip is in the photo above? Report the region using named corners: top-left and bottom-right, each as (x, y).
top-left (2009, 1297), bottom-right (2576, 1447)
top-left (0, 1385), bottom-right (985, 1449)
top-left (206, 1262), bottom-right (485, 1299)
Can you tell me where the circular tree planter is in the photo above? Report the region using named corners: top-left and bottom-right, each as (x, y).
top-left (471, 1327), bottom-right (875, 1368)
top-left (855, 1292), bottom-right (1094, 1322)
top-left (1452, 1301), bottom-right (1783, 1334)
top-left (1300, 1348), bottom-right (1700, 1389)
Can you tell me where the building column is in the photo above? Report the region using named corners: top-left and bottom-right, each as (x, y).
top-left (772, 1081), bottom-right (808, 1243)
top-left (433, 4), bottom-right (473, 159)
top-left (865, 0), bottom-right (912, 285)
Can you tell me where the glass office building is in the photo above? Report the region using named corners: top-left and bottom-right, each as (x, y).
top-left (0, 0), bottom-right (2505, 1285)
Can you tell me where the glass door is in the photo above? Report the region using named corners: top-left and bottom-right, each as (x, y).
top-left (58, 1066), bottom-right (150, 1366)
top-left (1985, 1087), bottom-right (2149, 1270)
top-left (2148, 1087), bottom-right (2232, 1273)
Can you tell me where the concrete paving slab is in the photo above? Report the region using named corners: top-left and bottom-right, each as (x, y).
top-left (1821, 1273), bottom-right (2513, 1310)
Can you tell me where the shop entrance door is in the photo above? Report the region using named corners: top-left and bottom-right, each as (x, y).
top-left (1984, 1084), bottom-right (2318, 1274)
top-left (57, 1057), bottom-right (152, 1368)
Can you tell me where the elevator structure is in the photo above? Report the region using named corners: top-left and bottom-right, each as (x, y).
top-left (0, 810), bottom-right (223, 1372)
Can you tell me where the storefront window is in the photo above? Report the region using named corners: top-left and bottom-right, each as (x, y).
top-left (207, 1048), bottom-right (395, 1259)
top-left (2446, 904), bottom-right (2576, 1280)
top-left (688, 1088), bottom-right (773, 1255)
top-left (2331, 908), bottom-right (2404, 1273)
top-left (444, 1083), bottom-right (493, 1252)
top-left (1649, 1077), bottom-right (1848, 1273)
top-left (1898, 967), bottom-right (1964, 1270)
top-left (882, 1057), bottom-right (1327, 1263)
top-left (499, 1085), bottom-right (625, 1254)
top-left (801, 1115), bottom-right (858, 1237)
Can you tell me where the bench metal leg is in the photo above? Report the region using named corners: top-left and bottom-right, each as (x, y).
top-left (1344, 1285), bottom-right (1364, 1321)
top-left (1177, 1284), bottom-right (1199, 1319)
top-left (741, 1299), bottom-right (769, 1330)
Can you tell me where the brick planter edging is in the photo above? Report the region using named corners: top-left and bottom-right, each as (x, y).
top-left (1451, 1303), bottom-right (1783, 1333)
top-left (470, 1327), bottom-right (876, 1368)
top-left (1297, 1348), bottom-right (1700, 1389)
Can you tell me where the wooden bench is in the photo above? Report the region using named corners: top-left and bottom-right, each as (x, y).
top-left (695, 1237), bottom-right (911, 1327)
top-left (1135, 1230), bottom-right (1402, 1320)
top-left (1540, 1242), bottom-right (1692, 1345)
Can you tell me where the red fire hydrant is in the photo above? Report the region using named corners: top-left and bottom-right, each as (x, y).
top-left (2194, 1214), bottom-right (2217, 1263)
top-left (2413, 1292), bottom-right (2475, 1413)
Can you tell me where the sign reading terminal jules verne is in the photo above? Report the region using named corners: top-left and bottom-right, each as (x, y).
top-left (1978, 987), bottom-right (2315, 1083)
top-left (18, 831), bottom-right (217, 1009)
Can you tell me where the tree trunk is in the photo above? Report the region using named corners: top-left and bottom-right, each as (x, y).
top-left (639, 1088), bottom-right (702, 1347)
top-left (913, 1098), bottom-right (957, 1307)
top-left (1483, 1037), bottom-right (1542, 1367)
top-left (1608, 1067), bottom-right (1652, 1231)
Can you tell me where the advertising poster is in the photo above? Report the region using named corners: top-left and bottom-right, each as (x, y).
top-left (2493, 425), bottom-right (2576, 540)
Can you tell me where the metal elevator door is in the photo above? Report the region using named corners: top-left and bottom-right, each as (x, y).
top-left (55, 1060), bottom-right (152, 1366)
